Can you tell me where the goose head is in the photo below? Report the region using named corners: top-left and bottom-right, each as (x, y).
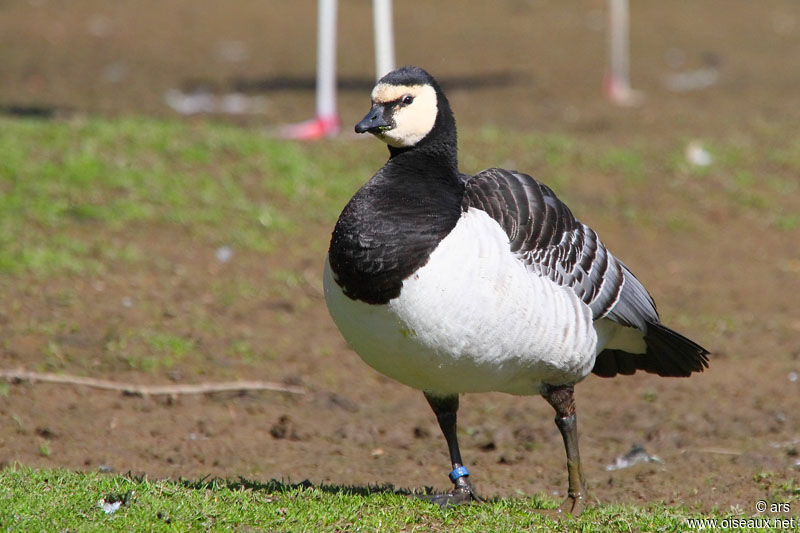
top-left (355, 66), bottom-right (455, 152)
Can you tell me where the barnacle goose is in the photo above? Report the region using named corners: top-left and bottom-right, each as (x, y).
top-left (323, 65), bottom-right (709, 515)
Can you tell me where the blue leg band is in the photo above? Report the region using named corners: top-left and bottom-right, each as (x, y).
top-left (449, 466), bottom-right (470, 483)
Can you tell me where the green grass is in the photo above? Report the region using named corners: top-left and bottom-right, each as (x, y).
top-left (0, 466), bottom-right (775, 532)
top-left (105, 330), bottom-right (197, 372)
top-left (1, 116), bottom-right (797, 277)
top-left (0, 116), bottom-right (375, 276)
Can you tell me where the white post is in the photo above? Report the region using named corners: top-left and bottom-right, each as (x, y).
top-left (608, 0), bottom-right (629, 92)
top-left (372, 0), bottom-right (395, 79)
top-left (316, 0), bottom-right (337, 119)
top-left (606, 0), bottom-right (642, 105)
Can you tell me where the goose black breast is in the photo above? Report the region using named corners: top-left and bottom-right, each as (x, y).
top-left (328, 158), bottom-right (464, 305)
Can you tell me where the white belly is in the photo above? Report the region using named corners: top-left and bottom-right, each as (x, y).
top-left (324, 208), bottom-right (601, 396)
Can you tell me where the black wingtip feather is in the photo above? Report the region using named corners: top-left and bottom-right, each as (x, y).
top-left (592, 321), bottom-right (709, 378)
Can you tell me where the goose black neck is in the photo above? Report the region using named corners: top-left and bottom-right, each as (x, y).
top-left (387, 136), bottom-right (457, 171)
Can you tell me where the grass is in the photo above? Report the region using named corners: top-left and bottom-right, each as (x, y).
top-left (0, 116), bottom-right (376, 276)
top-left (1, 115), bottom-right (797, 278)
top-left (106, 330), bottom-right (197, 372)
top-left (0, 465), bottom-right (776, 532)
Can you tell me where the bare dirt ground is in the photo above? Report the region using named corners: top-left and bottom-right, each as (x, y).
top-left (1, 0), bottom-right (799, 515)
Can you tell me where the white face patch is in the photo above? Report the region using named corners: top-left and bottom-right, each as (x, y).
top-left (370, 83), bottom-right (438, 148)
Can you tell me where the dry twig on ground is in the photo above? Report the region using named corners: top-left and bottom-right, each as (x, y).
top-left (0, 368), bottom-right (306, 396)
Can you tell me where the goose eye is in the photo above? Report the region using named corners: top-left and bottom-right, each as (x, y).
top-left (401, 95), bottom-right (414, 105)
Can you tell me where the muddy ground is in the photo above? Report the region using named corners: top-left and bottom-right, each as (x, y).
top-left (1, 0), bottom-right (799, 516)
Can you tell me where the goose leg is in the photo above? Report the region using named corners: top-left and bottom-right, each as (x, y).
top-left (542, 383), bottom-right (587, 516)
top-left (417, 392), bottom-right (482, 506)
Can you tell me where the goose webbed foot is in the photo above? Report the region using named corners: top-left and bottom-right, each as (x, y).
top-left (416, 474), bottom-right (483, 507)
top-left (539, 493), bottom-right (587, 519)
top-left (555, 491), bottom-right (586, 516)
top-left (540, 475), bottom-right (587, 518)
